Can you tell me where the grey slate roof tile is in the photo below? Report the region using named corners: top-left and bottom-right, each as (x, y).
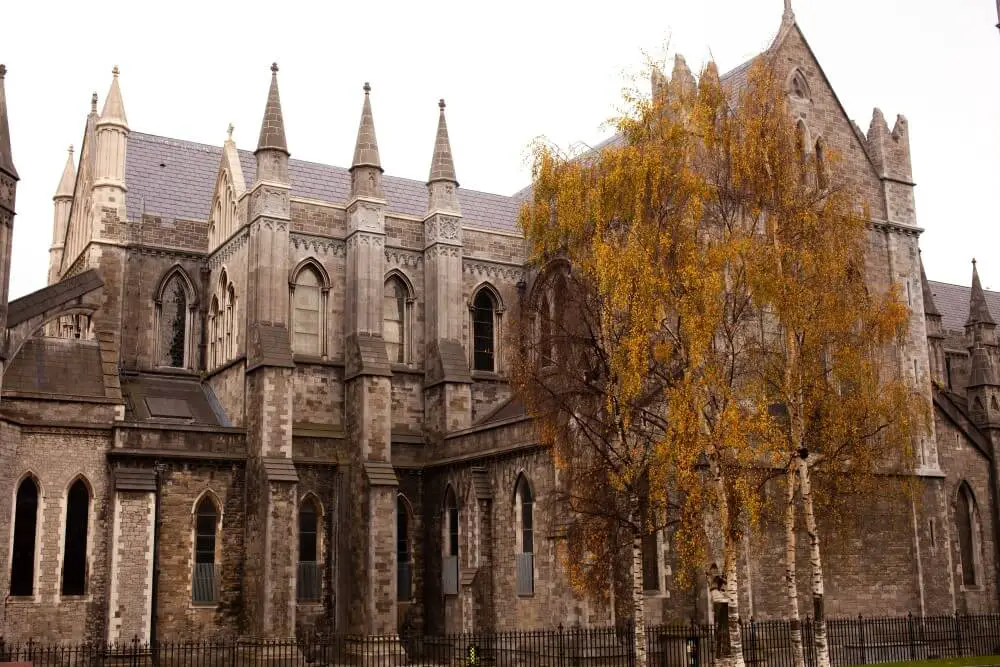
top-left (3, 337), bottom-right (106, 398)
top-left (928, 280), bottom-right (1000, 335)
top-left (125, 132), bottom-right (521, 232)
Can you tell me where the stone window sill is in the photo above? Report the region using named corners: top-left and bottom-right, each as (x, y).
top-left (471, 370), bottom-right (503, 381)
top-left (4, 595), bottom-right (38, 604)
top-left (189, 602), bottom-right (220, 610)
top-left (961, 584), bottom-right (984, 593)
top-left (60, 594), bottom-right (92, 602)
top-left (517, 593), bottom-right (535, 599)
top-left (296, 601), bottom-right (324, 607)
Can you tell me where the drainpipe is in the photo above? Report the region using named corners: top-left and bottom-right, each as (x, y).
top-left (150, 463), bottom-right (165, 653)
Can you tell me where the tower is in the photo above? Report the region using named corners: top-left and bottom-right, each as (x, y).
top-left (423, 99), bottom-right (472, 442)
top-left (0, 64), bottom-right (19, 400)
top-left (49, 145), bottom-right (75, 286)
top-left (341, 82), bottom-right (400, 637)
top-left (243, 63), bottom-right (298, 640)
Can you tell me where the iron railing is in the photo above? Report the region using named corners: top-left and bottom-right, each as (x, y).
top-left (4, 613), bottom-right (1000, 667)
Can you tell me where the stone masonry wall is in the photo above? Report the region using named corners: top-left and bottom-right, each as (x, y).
top-left (0, 428), bottom-right (112, 644)
top-left (293, 363), bottom-right (344, 429)
top-left (391, 372), bottom-right (424, 435)
top-left (107, 491), bottom-right (154, 642)
top-left (206, 359), bottom-right (246, 426)
top-left (154, 463), bottom-right (245, 639)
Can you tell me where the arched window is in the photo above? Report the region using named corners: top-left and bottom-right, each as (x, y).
top-left (539, 292), bottom-right (553, 366)
top-left (515, 475), bottom-right (534, 595)
top-left (298, 498), bottom-right (320, 602)
top-left (384, 277), bottom-right (407, 364)
top-left (157, 272), bottom-right (190, 368)
top-left (209, 296), bottom-right (219, 368)
top-left (292, 266), bottom-right (322, 356)
top-left (790, 69), bottom-right (810, 101)
top-left (815, 138), bottom-right (827, 189)
top-left (397, 496), bottom-right (413, 601)
top-left (472, 288), bottom-right (499, 372)
top-left (62, 479), bottom-right (90, 596)
top-left (442, 486), bottom-right (459, 595)
top-left (10, 477), bottom-right (39, 596)
top-left (226, 284), bottom-right (236, 359)
top-left (192, 496), bottom-right (219, 604)
top-left (957, 483), bottom-right (981, 587)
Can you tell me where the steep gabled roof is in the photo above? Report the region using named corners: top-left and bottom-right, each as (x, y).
top-left (928, 280), bottom-right (1000, 334)
top-left (123, 132), bottom-right (521, 232)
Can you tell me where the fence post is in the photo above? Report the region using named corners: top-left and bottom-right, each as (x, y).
top-left (907, 612), bottom-right (916, 661)
top-left (955, 611), bottom-right (964, 657)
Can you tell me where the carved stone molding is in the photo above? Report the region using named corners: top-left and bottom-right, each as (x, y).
top-left (425, 244), bottom-right (462, 260)
top-left (347, 199), bottom-right (385, 234)
top-left (250, 185), bottom-right (290, 220)
top-left (290, 233), bottom-right (346, 257)
top-left (463, 259), bottom-right (525, 283)
top-left (0, 172), bottom-right (16, 213)
top-left (208, 228), bottom-right (249, 269)
top-left (346, 232), bottom-right (385, 251)
top-left (385, 247), bottom-right (424, 269)
top-left (424, 213), bottom-right (462, 246)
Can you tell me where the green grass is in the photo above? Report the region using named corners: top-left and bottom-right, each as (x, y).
top-left (866, 656), bottom-right (1000, 667)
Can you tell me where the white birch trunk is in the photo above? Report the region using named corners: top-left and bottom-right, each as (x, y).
top-left (785, 465), bottom-right (805, 667)
top-left (716, 470), bottom-right (746, 667)
top-left (798, 455), bottom-right (830, 667)
top-left (631, 514), bottom-right (648, 667)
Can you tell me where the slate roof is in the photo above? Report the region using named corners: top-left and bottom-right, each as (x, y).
top-left (3, 337), bottom-right (106, 398)
top-left (927, 281), bottom-right (1000, 334)
top-left (121, 373), bottom-right (231, 426)
top-left (124, 132), bottom-right (521, 232)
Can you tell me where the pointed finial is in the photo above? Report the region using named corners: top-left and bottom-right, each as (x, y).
top-left (99, 66), bottom-right (128, 126)
top-left (227, 123), bottom-right (234, 141)
top-left (350, 83), bottom-right (381, 171)
top-left (428, 97), bottom-right (458, 186)
top-left (967, 258), bottom-right (995, 327)
top-left (0, 64), bottom-right (6, 79)
top-left (783, 0), bottom-right (795, 22)
top-left (55, 143), bottom-right (77, 198)
top-left (68, 144), bottom-right (74, 154)
top-left (256, 62), bottom-right (288, 155)
top-left (91, 92), bottom-right (98, 113)
top-left (112, 65), bottom-right (120, 78)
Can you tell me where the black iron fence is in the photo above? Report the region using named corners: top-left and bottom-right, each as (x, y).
top-left (2, 613), bottom-right (1000, 667)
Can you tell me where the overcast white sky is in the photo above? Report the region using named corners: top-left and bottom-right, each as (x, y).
top-left (4, 0), bottom-right (999, 299)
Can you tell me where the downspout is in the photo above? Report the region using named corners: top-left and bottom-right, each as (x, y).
top-left (150, 463), bottom-right (164, 652)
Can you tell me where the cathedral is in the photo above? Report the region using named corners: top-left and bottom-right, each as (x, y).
top-left (0, 5), bottom-right (999, 645)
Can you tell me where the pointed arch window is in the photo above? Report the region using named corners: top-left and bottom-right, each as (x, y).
top-left (515, 475), bottom-right (534, 596)
top-left (291, 264), bottom-right (327, 357)
top-left (62, 479), bottom-right (90, 596)
top-left (472, 287), bottom-right (501, 372)
top-left (815, 138), bottom-right (827, 189)
top-left (384, 276), bottom-right (408, 364)
top-left (192, 496), bottom-right (219, 604)
top-left (298, 498), bottom-right (321, 602)
top-left (397, 496), bottom-right (413, 601)
top-left (790, 69), bottom-right (810, 101)
top-left (10, 477), bottom-right (39, 597)
top-left (226, 284), bottom-right (237, 360)
top-left (156, 271), bottom-right (194, 368)
top-left (209, 296), bottom-right (219, 368)
top-left (957, 483), bottom-right (982, 587)
top-left (442, 486), bottom-right (459, 595)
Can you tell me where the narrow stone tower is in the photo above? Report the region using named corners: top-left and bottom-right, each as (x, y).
top-left (0, 64), bottom-right (19, 400)
top-left (243, 63), bottom-right (299, 640)
top-left (92, 67), bottom-right (128, 223)
top-left (341, 82), bottom-right (400, 637)
top-left (49, 145), bottom-right (75, 286)
top-left (423, 99), bottom-right (471, 442)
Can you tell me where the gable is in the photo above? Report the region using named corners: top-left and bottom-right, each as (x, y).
top-left (768, 23), bottom-right (887, 220)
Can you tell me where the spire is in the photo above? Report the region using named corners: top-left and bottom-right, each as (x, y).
top-left (99, 66), bottom-right (128, 128)
top-left (428, 99), bottom-right (457, 185)
top-left (969, 340), bottom-right (997, 386)
top-left (351, 82), bottom-right (382, 172)
top-left (919, 254), bottom-right (940, 317)
top-left (54, 145), bottom-right (76, 199)
top-left (967, 259), bottom-right (995, 327)
top-left (0, 64), bottom-right (17, 180)
top-left (256, 63), bottom-right (288, 155)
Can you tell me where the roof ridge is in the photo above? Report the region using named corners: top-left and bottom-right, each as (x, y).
top-left (928, 278), bottom-right (1000, 296)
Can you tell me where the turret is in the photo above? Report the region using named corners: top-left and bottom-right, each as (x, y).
top-left (0, 64), bottom-right (19, 400)
top-left (965, 259), bottom-right (995, 346)
top-left (49, 145), bottom-right (75, 285)
top-left (349, 82), bottom-right (383, 201)
top-left (93, 67), bottom-right (128, 218)
top-left (865, 108), bottom-right (915, 226)
top-left (255, 62), bottom-right (289, 183)
top-left (423, 98), bottom-right (472, 439)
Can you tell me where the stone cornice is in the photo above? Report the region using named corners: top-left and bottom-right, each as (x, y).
top-left (290, 232), bottom-right (346, 257)
top-left (870, 218), bottom-right (923, 237)
top-left (208, 227), bottom-right (249, 270)
top-left (385, 246), bottom-right (423, 269)
top-left (463, 258), bottom-right (525, 283)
